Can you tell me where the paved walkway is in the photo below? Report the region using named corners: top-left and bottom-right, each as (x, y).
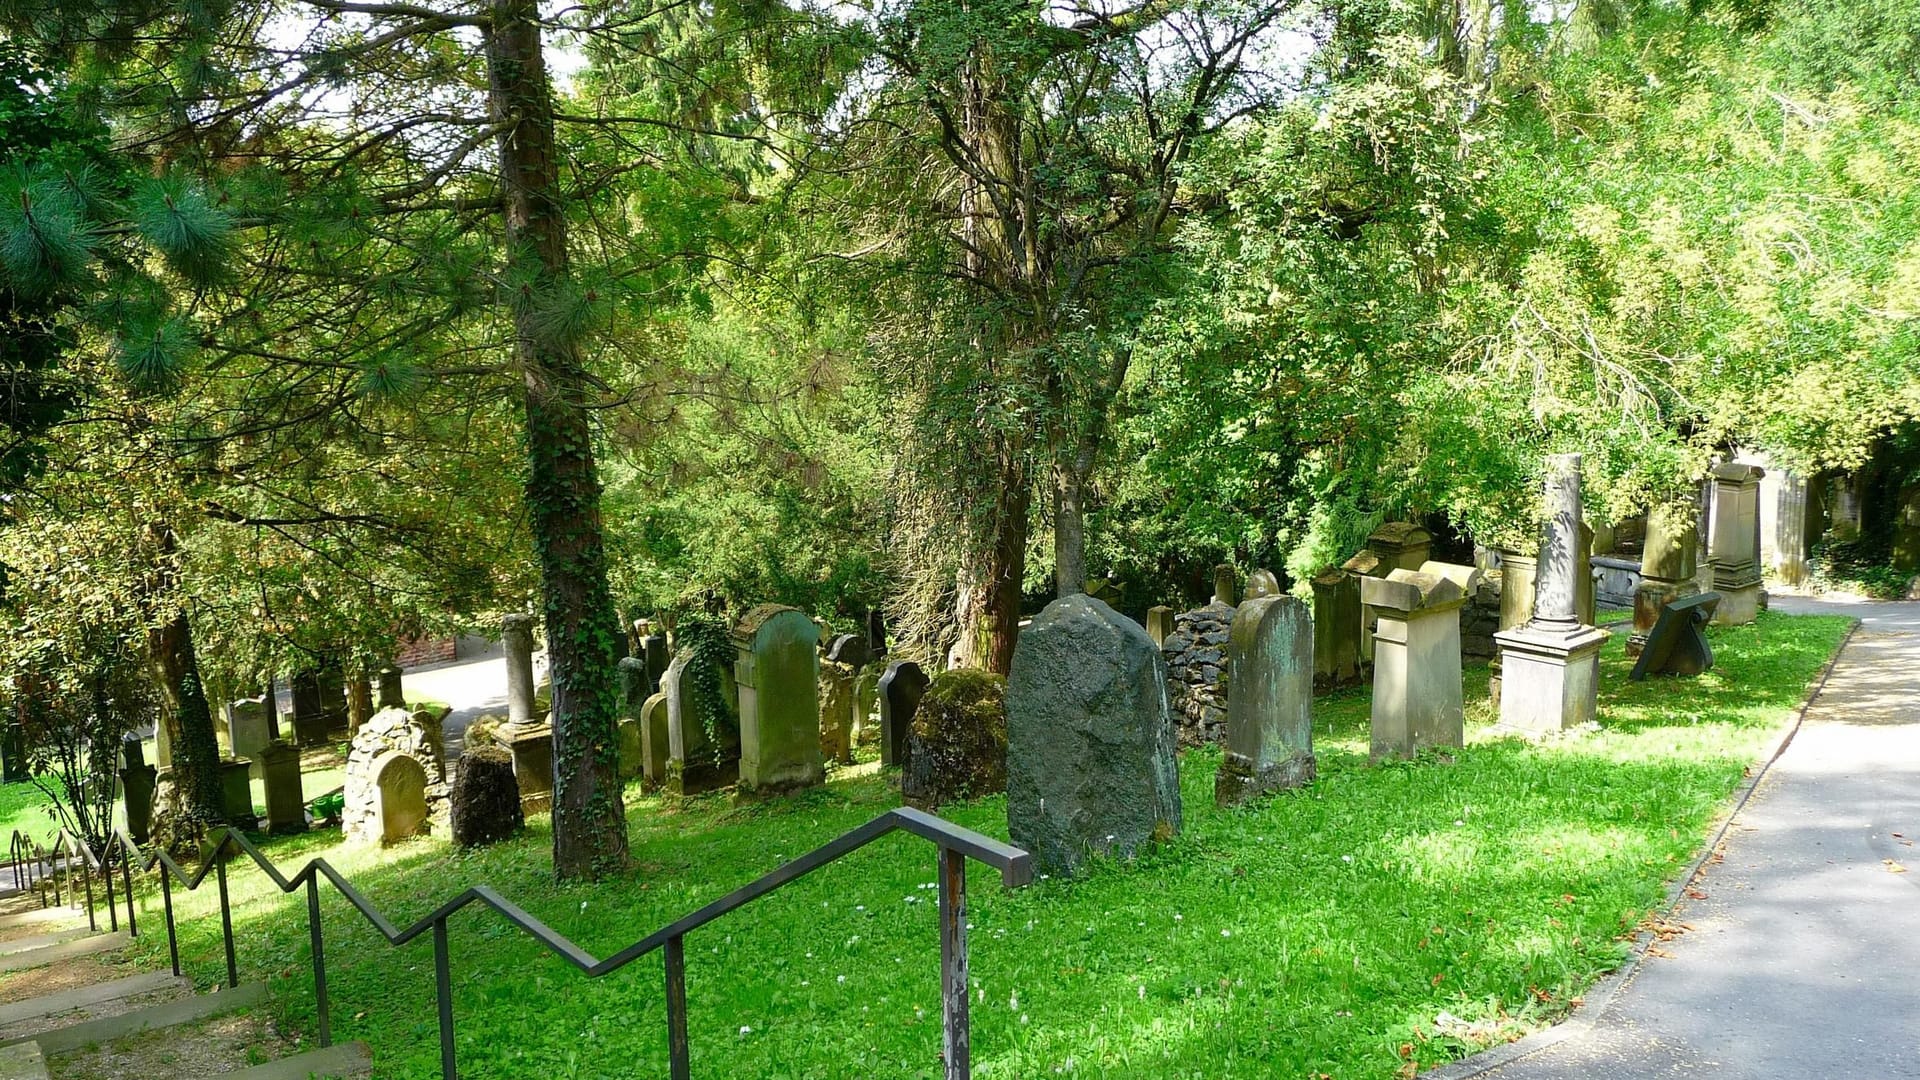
top-left (1469, 597), bottom-right (1920, 1079)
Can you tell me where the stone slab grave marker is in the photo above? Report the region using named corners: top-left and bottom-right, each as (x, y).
top-left (1145, 606), bottom-right (1176, 647)
top-left (616, 657), bottom-right (650, 781)
top-left (640, 691), bottom-right (670, 787)
top-left (219, 759), bottom-right (258, 830)
top-left (819, 633), bottom-right (870, 766)
top-left (499, 613), bottom-right (555, 813)
top-left (733, 605), bottom-right (825, 795)
top-left (853, 663), bottom-right (882, 748)
top-left (662, 650), bottom-right (739, 796)
top-left (1630, 500), bottom-right (1701, 657)
top-left (1494, 454), bottom-right (1611, 736)
top-left (228, 698), bottom-right (273, 774)
top-left (1211, 564), bottom-right (1238, 607)
top-left (345, 706), bottom-right (443, 843)
top-left (641, 631), bottom-right (670, 695)
top-left (1007, 594), bottom-right (1182, 877)
top-left (377, 666), bottom-right (406, 710)
top-left (1311, 567), bottom-right (1362, 690)
top-left (290, 670), bottom-right (331, 747)
top-left (371, 752), bottom-right (429, 844)
top-left (258, 740), bottom-right (306, 835)
top-left (1216, 594), bottom-right (1315, 806)
top-left (1363, 561), bottom-right (1478, 761)
top-left (1630, 591), bottom-right (1722, 681)
top-left (877, 660), bottom-right (930, 768)
top-left (1707, 461), bottom-right (1766, 625)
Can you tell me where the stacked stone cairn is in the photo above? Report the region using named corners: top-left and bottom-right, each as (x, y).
top-left (901, 669), bottom-right (1008, 810)
top-left (1159, 602), bottom-right (1234, 746)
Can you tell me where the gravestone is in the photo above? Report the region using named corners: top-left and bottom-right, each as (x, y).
top-left (258, 740), bottom-right (306, 835)
top-left (640, 691), bottom-right (670, 787)
top-left (1310, 568), bottom-right (1362, 690)
top-left (1630, 501), bottom-right (1701, 657)
top-left (372, 752), bottom-right (430, 844)
top-left (819, 634), bottom-right (870, 765)
top-left (1145, 606), bottom-right (1176, 647)
top-left (229, 699), bottom-right (273, 773)
top-left (1363, 563), bottom-right (1477, 761)
top-left (219, 760), bottom-right (258, 830)
top-left (344, 706), bottom-right (443, 843)
top-left (663, 650), bottom-right (739, 796)
top-left (1365, 522), bottom-right (1433, 571)
top-left (290, 671), bottom-right (330, 746)
top-left (1216, 595), bottom-right (1315, 806)
top-left (450, 747), bottom-right (524, 847)
top-left (867, 609), bottom-right (889, 659)
top-left (902, 670), bottom-right (1008, 810)
top-left (1707, 462), bottom-right (1766, 625)
top-left (1630, 592), bottom-right (1721, 680)
top-left (499, 613), bottom-right (553, 811)
top-left (317, 668), bottom-right (351, 736)
top-left (1211, 564), bottom-right (1238, 606)
top-left (877, 660), bottom-right (930, 769)
top-left (119, 736), bottom-right (157, 846)
top-left (733, 605), bottom-right (824, 795)
top-left (377, 666), bottom-right (406, 709)
top-left (641, 632), bottom-right (670, 695)
top-left (1494, 454), bottom-right (1611, 736)
top-left (1006, 594), bottom-right (1182, 877)
top-left (616, 657), bottom-right (651, 781)
top-left (1243, 569), bottom-right (1282, 601)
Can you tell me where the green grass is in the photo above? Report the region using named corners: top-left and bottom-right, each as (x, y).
top-left (0, 780), bottom-right (57, 840)
top-left (122, 612), bottom-right (1850, 1080)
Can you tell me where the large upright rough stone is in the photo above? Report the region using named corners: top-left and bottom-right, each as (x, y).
top-left (1007, 594), bottom-right (1182, 877)
top-left (901, 670), bottom-right (1008, 810)
top-left (733, 605), bottom-right (824, 795)
top-left (450, 747), bottom-right (524, 847)
top-left (1216, 596), bottom-right (1315, 806)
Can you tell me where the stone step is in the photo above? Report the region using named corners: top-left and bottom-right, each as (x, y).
top-left (0, 972), bottom-right (185, 1029)
top-left (17, 981), bottom-right (266, 1054)
top-left (0, 929), bottom-right (91, 958)
top-left (0, 909), bottom-right (86, 934)
top-left (0, 931), bottom-right (128, 974)
top-left (0, 1043), bottom-right (44, 1080)
top-left (231, 1041), bottom-right (373, 1080)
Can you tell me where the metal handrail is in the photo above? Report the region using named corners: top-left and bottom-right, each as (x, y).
top-left (7, 826), bottom-right (134, 938)
top-left (13, 807), bottom-right (1031, 1080)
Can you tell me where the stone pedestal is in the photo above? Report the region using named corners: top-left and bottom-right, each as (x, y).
top-left (733, 605), bottom-right (825, 795)
top-left (1216, 595), bottom-right (1315, 806)
top-left (1708, 461), bottom-right (1766, 625)
top-left (258, 740), bottom-right (307, 835)
top-left (503, 725), bottom-right (555, 813)
top-left (1311, 568), bottom-right (1362, 691)
top-left (1630, 500), bottom-right (1701, 657)
top-left (1494, 627), bottom-right (1608, 735)
top-left (1363, 563), bottom-right (1477, 761)
top-left (502, 614), bottom-right (538, 726)
top-left (219, 760), bottom-right (258, 830)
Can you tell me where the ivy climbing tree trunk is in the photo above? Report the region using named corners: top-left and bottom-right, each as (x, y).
top-left (142, 524), bottom-right (226, 835)
top-left (484, 0), bottom-right (630, 879)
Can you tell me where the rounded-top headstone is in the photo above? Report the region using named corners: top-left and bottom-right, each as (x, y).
top-left (1006, 594), bottom-right (1182, 877)
top-left (1244, 569), bottom-right (1282, 600)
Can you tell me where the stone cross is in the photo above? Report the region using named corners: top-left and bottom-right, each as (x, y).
top-left (1006, 594), bottom-right (1182, 877)
top-left (1707, 461), bottom-right (1766, 625)
top-left (1362, 562), bottom-right (1478, 761)
top-left (1216, 595), bottom-right (1315, 806)
top-left (733, 605), bottom-right (825, 794)
top-left (1493, 454), bottom-right (1610, 736)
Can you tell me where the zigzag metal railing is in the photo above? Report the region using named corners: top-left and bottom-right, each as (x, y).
top-left (8, 826), bottom-right (137, 939)
top-left (11, 807), bottom-right (1032, 1080)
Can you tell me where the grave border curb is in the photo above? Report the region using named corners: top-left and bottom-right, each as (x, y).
top-left (1422, 613), bottom-right (1861, 1080)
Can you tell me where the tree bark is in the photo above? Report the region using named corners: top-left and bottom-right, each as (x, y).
top-left (485, 0), bottom-right (629, 880)
top-left (143, 526), bottom-right (226, 832)
top-left (1052, 462), bottom-right (1086, 599)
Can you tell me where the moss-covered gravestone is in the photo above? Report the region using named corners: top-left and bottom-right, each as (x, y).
top-left (1216, 595), bottom-right (1315, 806)
top-left (901, 670), bottom-right (1007, 810)
top-left (733, 605), bottom-right (824, 795)
top-left (1007, 594), bottom-right (1182, 877)
top-left (450, 747), bottom-right (524, 848)
top-left (663, 651), bottom-right (738, 796)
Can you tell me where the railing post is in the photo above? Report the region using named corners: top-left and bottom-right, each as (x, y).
top-left (664, 935), bottom-right (690, 1080)
top-left (160, 862), bottom-right (181, 977)
top-left (307, 876), bottom-right (331, 1048)
top-left (433, 918), bottom-right (457, 1080)
top-left (216, 851), bottom-right (239, 989)
top-left (80, 851), bottom-right (98, 933)
top-left (938, 845), bottom-right (970, 1080)
top-left (103, 847), bottom-right (118, 933)
top-left (120, 846), bottom-right (137, 938)
top-left (49, 847), bottom-right (60, 908)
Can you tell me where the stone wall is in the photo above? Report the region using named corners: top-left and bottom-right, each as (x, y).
top-left (394, 635), bottom-right (457, 668)
top-left (1160, 602), bottom-right (1233, 747)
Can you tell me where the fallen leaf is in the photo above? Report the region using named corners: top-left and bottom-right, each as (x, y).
top-left (1648, 946), bottom-right (1675, 958)
top-left (1431, 973), bottom-right (1445, 987)
top-left (1685, 889), bottom-right (1709, 900)
top-left (1885, 859), bottom-right (1908, 874)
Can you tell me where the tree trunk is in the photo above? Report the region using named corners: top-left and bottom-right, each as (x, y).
top-left (485, 0), bottom-right (629, 880)
top-left (1052, 462), bottom-right (1087, 599)
top-left (139, 524), bottom-right (226, 835)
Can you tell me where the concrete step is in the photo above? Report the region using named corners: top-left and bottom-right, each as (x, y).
top-left (0, 909), bottom-right (86, 934)
top-left (0, 1043), bottom-right (44, 1080)
top-left (0, 972), bottom-right (185, 1029)
top-left (18, 981), bottom-right (266, 1053)
top-left (0, 929), bottom-right (90, 958)
top-left (231, 1041), bottom-right (373, 1080)
top-left (0, 931), bottom-right (128, 974)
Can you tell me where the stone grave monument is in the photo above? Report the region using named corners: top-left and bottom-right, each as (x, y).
top-left (258, 740), bottom-right (306, 835)
top-left (1310, 567), bottom-right (1362, 690)
top-left (229, 698), bottom-right (273, 774)
top-left (1007, 594), bottom-right (1182, 877)
top-left (1630, 501), bottom-right (1701, 657)
top-left (219, 759), bottom-right (258, 831)
top-left (1363, 562), bottom-right (1478, 761)
top-left (1630, 592), bottom-right (1722, 680)
top-left (499, 613), bottom-right (554, 813)
top-left (450, 748), bottom-right (523, 847)
top-left (732, 605), bottom-right (825, 795)
top-left (119, 735), bottom-right (157, 845)
top-left (878, 659), bottom-right (930, 768)
top-left (819, 633), bottom-right (870, 765)
top-left (1707, 461), bottom-right (1766, 625)
top-left (1493, 454), bottom-right (1611, 736)
top-left (662, 650), bottom-right (739, 796)
top-left (377, 666), bottom-right (406, 709)
top-left (617, 657), bottom-right (650, 781)
top-left (1211, 564), bottom-right (1238, 606)
top-left (1216, 594), bottom-right (1315, 806)
top-left (640, 690), bottom-right (670, 787)
top-left (344, 706), bottom-right (443, 844)
top-left (1244, 569), bottom-right (1282, 601)
top-left (901, 670), bottom-right (1008, 810)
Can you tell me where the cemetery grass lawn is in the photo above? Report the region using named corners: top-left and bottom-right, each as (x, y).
top-left (0, 781), bottom-right (56, 839)
top-left (126, 611), bottom-right (1852, 1080)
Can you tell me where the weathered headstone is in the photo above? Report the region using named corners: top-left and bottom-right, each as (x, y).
top-left (1629, 501), bottom-right (1701, 657)
top-left (641, 632), bottom-right (670, 695)
top-left (902, 670), bottom-right (1008, 810)
top-left (616, 657), bottom-right (650, 781)
top-left (229, 698), bottom-right (273, 772)
top-left (1630, 592), bottom-right (1721, 680)
top-left (819, 634), bottom-right (870, 766)
top-left (317, 668), bottom-right (351, 736)
top-left (1494, 454), bottom-right (1612, 736)
top-left (733, 605), bottom-right (825, 795)
top-left (639, 691), bottom-right (670, 786)
top-left (1210, 564), bottom-right (1238, 607)
top-left (867, 609), bottom-right (889, 659)
top-left (1145, 606), bottom-right (1176, 647)
top-left (1216, 595), bottom-right (1315, 806)
top-left (372, 752), bottom-right (429, 843)
top-left (853, 663), bottom-right (882, 747)
top-left (344, 707), bottom-right (443, 843)
top-left (377, 666), bottom-right (406, 709)
top-left (1707, 462), bottom-right (1766, 625)
top-left (1310, 568), bottom-right (1362, 690)
top-left (219, 760), bottom-right (259, 830)
top-left (877, 660), bottom-right (930, 768)
top-left (1365, 521), bottom-right (1433, 571)
top-left (449, 747), bottom-right (524, 847)
top-left (1363, 563), bottom-right (1477, 761)
top-left (290, 670), bottom-right (330, 746)
top-left (1006, 594), bottom-right (1182, 877)
top-left (662, 650), bottom-right (738, 796)
top-left (258, 740), bottom-right (306, 835)
top-left (118, 735), bottom-right (157, 846)
top-left (1243, 569), bottom-right (1282, 601)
